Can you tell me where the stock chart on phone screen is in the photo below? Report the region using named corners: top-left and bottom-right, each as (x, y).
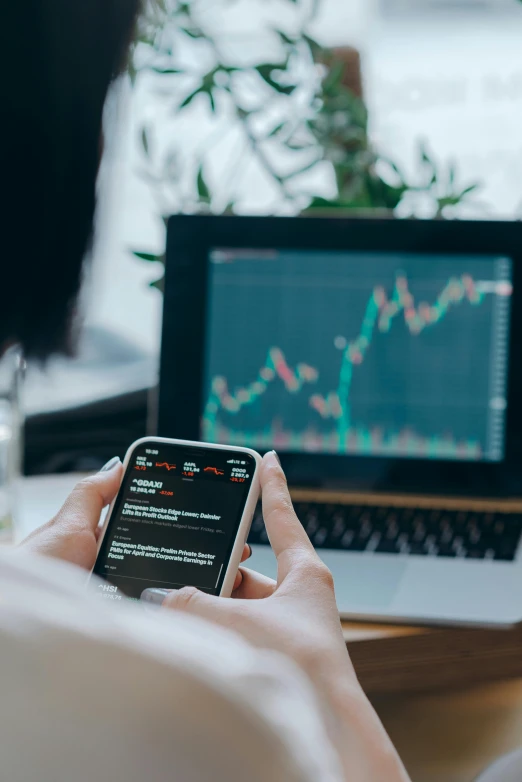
top-left (202, 249), bottom-right (512, 462)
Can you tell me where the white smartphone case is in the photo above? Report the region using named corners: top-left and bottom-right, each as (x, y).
top-left (92, 437), bottom-right (262, 598)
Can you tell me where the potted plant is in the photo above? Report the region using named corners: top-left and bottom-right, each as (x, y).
top-left (131, 0), bottom-right (480, 289)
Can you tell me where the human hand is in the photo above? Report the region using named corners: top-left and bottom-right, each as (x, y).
top-left (147, 452), bottom-right (410, 782)
top-left (19, 457), bottom-right (253, 577)
top-left (19, 457), bottom-right (124, 569)
top-left (146, 451), bottom-right (351, 685)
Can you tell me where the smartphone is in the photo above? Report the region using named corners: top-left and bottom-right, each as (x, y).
top-left (91, 437), bottom-right (262, 602)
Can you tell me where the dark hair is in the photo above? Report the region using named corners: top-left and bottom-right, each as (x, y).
top-left (2, 0), bottom-right (141, 358)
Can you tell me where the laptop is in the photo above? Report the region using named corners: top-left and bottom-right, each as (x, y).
top-left (158, 215), bottom-right (522, 627)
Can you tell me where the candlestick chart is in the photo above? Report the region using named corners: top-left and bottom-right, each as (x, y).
top-left (202, 250), bottom-right (511, 461)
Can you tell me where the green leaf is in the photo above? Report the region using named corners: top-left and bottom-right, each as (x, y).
top-left (133, 251), bottom-right (164, 263)
top-left (418, 142), bottom-right (437, 186)
top-left (202, 68), bottom-right (218, 89)
top-left (420, 143), bottom-right (431, 164)
top-left (256, 63), bottom-right (278, 79)
top-left (303, 34), bottom-right (324, 59)
top-left (255, 63), bottom-right (295, 95)
top-left (149, 276), bottom-right (165, 293)
top-left (322, 61), bottom-right (346, 94)
top-left (179, 87), bottom-right (205, 109)
top-left (197, 164), bottom-right (211, 201)
top-left (236, 107), bottom-right (254, 121)
top-left (275, 29), bottom-right (296, 45)
top-left (267, 121), bottom-right (287, 138)
top-left (377, 156), bottom-right (407, 188)
top-left (305, 196), bottom-right (348, 210)
top-left (141, 128), bottom-right (149, 157)
top-left (458, 183), bottom-right (479, 197)
top-left (437, 196), bottom-right (462, 209)
top-left (128, 60), bottom-right (138, 86)
top-left (180, 26), bottom-right (204, 39)
top-left (285, 138), bottom-right (314, 151)
top-left (147, 67), bottom-right (184, 75)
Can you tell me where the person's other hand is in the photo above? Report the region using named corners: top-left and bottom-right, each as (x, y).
top-left (151, 452), bottom-right (410, 782)
top-left (19, 457), bottom-right (124, 570)
top-left (19, 457), bottom-right (253, 575)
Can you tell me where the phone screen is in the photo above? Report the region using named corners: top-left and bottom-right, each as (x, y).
top-left (92, 442), bottom-right (256, 601)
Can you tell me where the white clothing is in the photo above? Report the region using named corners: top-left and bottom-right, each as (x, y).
top-left (0, 551), bottom-right (343, 782)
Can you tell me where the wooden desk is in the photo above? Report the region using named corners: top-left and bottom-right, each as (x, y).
top-left (340, 619), bottom-right (522, 781)
top-left (374, 681), bottom-right (522, 782)
top-left (343, 621), bottom-right (522, 695)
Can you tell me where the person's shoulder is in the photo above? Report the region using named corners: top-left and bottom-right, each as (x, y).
top-left (0, 551), bottom-right (343, 782)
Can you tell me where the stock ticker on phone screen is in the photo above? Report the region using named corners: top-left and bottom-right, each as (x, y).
top-left (93, 445), bottom-right (255, 602)
top-left (202, 249), bottom-right (512, 463)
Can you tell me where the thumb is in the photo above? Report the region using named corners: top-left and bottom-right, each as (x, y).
top-left (143, 586), bottom-right (228, 622)
top-left (52, 457), bottom-right (123, 534)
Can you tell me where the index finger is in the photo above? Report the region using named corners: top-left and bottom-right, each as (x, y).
top-left (260, 451), bottom-right (315, 561)
top-left (53, 462), bottom-right (123, 534)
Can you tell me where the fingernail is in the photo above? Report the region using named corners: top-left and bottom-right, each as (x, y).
top-left (100, 456), bottom-right (121, 472)
top-left (140, 588), bottom-right (171, 605)
top-left (271, 450), bottom-right (281, 466)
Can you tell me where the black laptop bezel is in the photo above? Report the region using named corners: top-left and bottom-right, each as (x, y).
top-left (158, 215), bottom-right (522, 498)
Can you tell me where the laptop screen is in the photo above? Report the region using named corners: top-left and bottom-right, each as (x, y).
top-left (202, 249), bottom-right (512, 463)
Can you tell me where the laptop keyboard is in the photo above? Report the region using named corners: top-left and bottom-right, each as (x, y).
top-left (248, 501), bottom-right (522, 561)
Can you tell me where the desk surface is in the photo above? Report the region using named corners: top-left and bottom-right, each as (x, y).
top-left (375, 680), bottom-right (522, 782)
top-left (14, 473), bottom-right (522, 782)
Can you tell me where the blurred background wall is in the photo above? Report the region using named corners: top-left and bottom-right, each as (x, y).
top-left (90, 0), bottom-right (522, 355)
